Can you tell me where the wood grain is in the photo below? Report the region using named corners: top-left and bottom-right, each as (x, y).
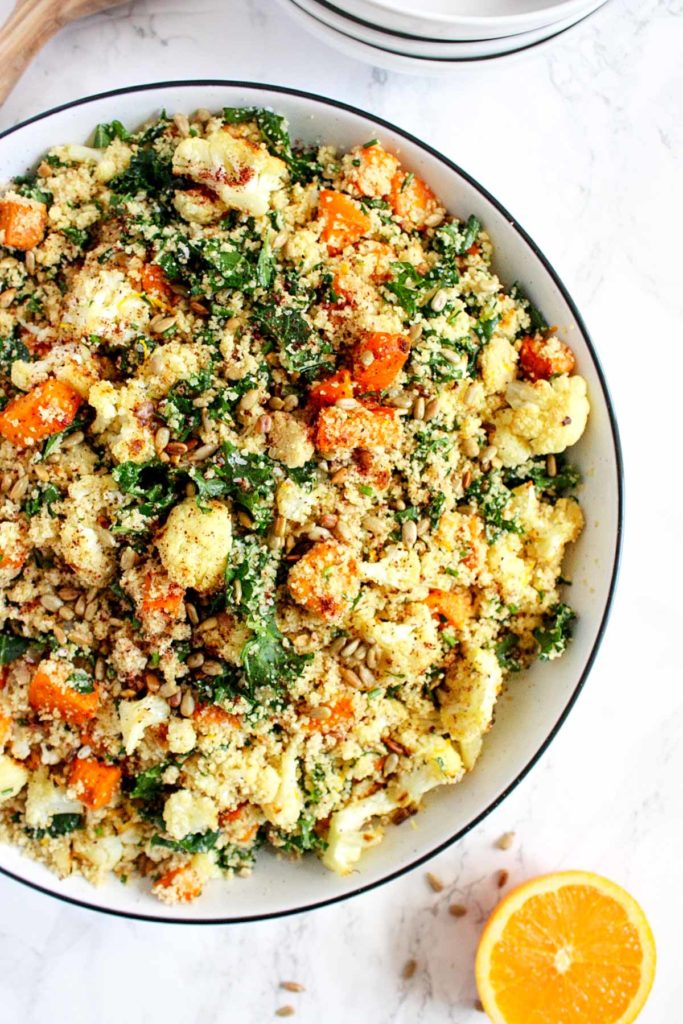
top-left (0, 0), bottom-right (127, 106)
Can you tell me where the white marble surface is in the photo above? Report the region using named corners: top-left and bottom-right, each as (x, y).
top-left (0, 0), bottom-right (682, 1020)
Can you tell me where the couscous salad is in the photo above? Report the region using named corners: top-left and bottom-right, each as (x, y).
top-left (0, 107), bottom-right (589, 903)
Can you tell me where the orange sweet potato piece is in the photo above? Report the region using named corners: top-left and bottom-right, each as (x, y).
top-left (288, 541), bottom-right (359, 620)
top-left (346, 143), bottom-right (400, 198)
top-left (308, 369), bottom-right (355, 409)
top-left (0, 713), bottom-right (11, 749)
top-left (352, 331), bottom-right (410, 392)
top-left (153, 864), bottom-right (202, 903)
top-left (69, 757), bottom-right (121, 810)
top-left (28, 667), bottom-right (99, 726)
top-left (389, 170), bottom-right (442, 232)
top-left (140, 572), bottom-right (185, 618)
top-left (141, 263), bottom-right (173, 303)
top-left (519, 335), bottom-right (576, 381)
top-left (0, 195), bottom-right (47, 250)
top-left (193, 704), bottom-right (240, 728)
top-left (304, 695), bottom-right (355, 734)
top-left (318, 190), bottom-right (371, 254)
top-left (0, 379), bottom-right (82, 448)
top-left (314, 402), bottom-right (402, 455)
top-left (426, 588), bottom-right (473, 631)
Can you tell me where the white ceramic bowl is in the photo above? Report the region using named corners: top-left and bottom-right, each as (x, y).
top-left (296, 0), bottom-right (608, 58)
top-left (0, 82), bottom-right (622, 923)
top-left (326, 0), bottom-right (606, 39)
top-left (274, 0), bottom-right (601, 74)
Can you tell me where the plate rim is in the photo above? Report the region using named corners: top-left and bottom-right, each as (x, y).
top-left (0, 79), bottom-right (624, 925)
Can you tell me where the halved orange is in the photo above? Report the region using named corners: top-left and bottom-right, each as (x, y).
top-left (475, 871), bottom-right (656, 1024)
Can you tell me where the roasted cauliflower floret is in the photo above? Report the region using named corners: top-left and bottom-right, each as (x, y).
top-left (172, 130), bottom-right (286, 217)
top-left (440, 647), bottom-right (503, 770)
top-left (61, 266), bottom-right (150, 345)
top-left (493, 375), bottom-right (589, 467)
top-left (58, 473), bottom-right (119, 586)
top-left (267, 411), bottom-right (314, 469)
top-left (156, 498), bottom-right (232, 593)
top-left (163, 789), bottom-right (218, 841)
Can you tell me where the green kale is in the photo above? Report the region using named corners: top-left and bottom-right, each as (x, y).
top-left (277, 813), bottom-right (327, 854)
top-left (22, 482), bottom-right (61, 518)
top-left (92, 119), bottom-right (131, 148)
top-left (465, 470), bottom-right (523, 543)
top-left (0, 632), bottom-right (31, 665)
top-left (534, 603), bottom-right (576, 660)
top-left (495, 632), bottom-right (522, 672)
top-left (13, 173), bottom-right (51, 205)
top-left (112, 460), bottom-right (182, 518)
top-left (0, 331), bottom-right (30, 372)
top-left (62, 226), bottom-right (90, 248)
top-left (510, 282), bottom-right (548, 334)
top-left (256, 230), bottom-right (275, 289)
top-left (226, 536), bottom-right (275, 620)
top-left (385, 261), bottom-right (458, 319)
top-left (433, 214), bottom-right (481, 257)
top-left (503, 457), bottom-right (581, 499)
top-left (109, 148), bottom-right (176, 205)
top-left (252, 303), bottom-right (333, 380)
top-left (217, 441), bottom-right (277, 531)
top-left (151, 829), bottom-right (220, 854)
top-left (241, 620), bottom-right (312, 693)
top-left (27, 813), bottom-right (84, 839)
top-left (67, 669), bottom-right (94, 694)
top-left (40, 408), bottom-right (90, 460)
top-left (129, 762), bottom-right (168, 802)
top-left (223, 107), bottom-right (321, 183)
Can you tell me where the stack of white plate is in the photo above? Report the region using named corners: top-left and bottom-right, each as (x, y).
top-left (275, 0), bottom-right (610, 73)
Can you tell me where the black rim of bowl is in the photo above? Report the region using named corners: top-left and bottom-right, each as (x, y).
top-left (0, 80), bottom-right (624, 925)
top-left (298, 0), bottom-right (597, 43)
top-left (284, 0), bottom-right (608, 62)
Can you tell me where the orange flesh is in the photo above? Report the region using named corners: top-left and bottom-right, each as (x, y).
top-left (0, 379), bottom-right (82, 448)
top-left (69, 757), bottom-right (121, 810)
top-left (352, 331), bottom-right (410, 392)
top-left (0, 197), bottom-right (47, 250)
top-left (28, 668), bottom-right (99, 726)
top-left (318, 190), bottom-right (371, 253)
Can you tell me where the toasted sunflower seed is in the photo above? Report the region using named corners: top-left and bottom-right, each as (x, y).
top-left (335, 397), bottom-right (358, 411)
top-left (424, 398), bottom-right (440, 421)
top-left (202, 660), bottom-right (225, 676)
top-left (40, 593), bottom-right (63, 612)
top-left (120, 547), bottom-right (137, 571)
top-left (546, 453), bottom-right (557, 477)
top-left (449, 903), bottom-right (468, 918)
top-left (409, 323), bottom-right (423, 343)
top-left (308, 706), bottom-right (331, 720)
top-left (340, 666), bottom-right (362, 688)
top-left (340, 638), bottom-right (361, 658)
top-left (383, 752), bottom-right (399, 776)
top-left (9, 476), bottom-right (28, 502)
top-left (496, 831), bottom-right (516, 851)
top-left (62, 431), bottom-right (84, 449)
top-left (192, 442), bottom-right (219, 463)
top-left (426, 871), bottom-right (444, 893)
top-left (173, 112), bottom-right (190, 136)
top-left (151, 315), bottom-right (176, 334)
top-left (440, 348), bottom-right (462, 365)
top-left (402, 959), bottom-right (417, 980)
top-left (280, 982), bottom-right (305, 993)
top-left (363, 515), bottom-right (384, 535)
top-left (431, 288), bottom-right (448, 313)
top-left (185, 602), bottom-right (199, 625)
top-left (180, 690), bottom-right (195, 717)
top-left (402, 520), bottom-right (418, 548)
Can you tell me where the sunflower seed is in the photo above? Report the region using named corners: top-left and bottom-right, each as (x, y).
top-left (402, 959), bottom-right (417, 980)
top-left (258, 413), bottom-right (273, 434)
top-left (440, 348), bottom-right (462, 365)
top-left (307, 526), bottom-right (331, 542)
top-left (153, 427), bottom-right (170, 455)
top-left (383, 752), bottom-right (399, 776)
top-left (366, 645), bottom-right (378, 670)
top-left (25, 250), bottom-right (35, 274)
top-left (409, 323), bottom-right (423, 343)
top-left (57, 587), bottom-right (79, 602)
top-left (412, 396), bottom-right (426, 421)
top-left (357, 665), bottom-right (375, 688)
top-left (274, 516), bottom-right (287, 538)
top-left (58, 606), bottom-right (75, 621)
top-left (77, 745), bottom-right (92, 760)
top-left (180, 690), bottom-right (195, 717)
top-left (360, 350), bottom-right (375, 367)
top-left (268, 396), bottom-right (285, 410)
top-left (74, 596), bottom-right (87, 617)
top-left (462, 437), bottom-right (479, 458)
top-left (275, 1008), bottom-right (295, 1018)
top-left (389, 392), bottom-right (414, 410)
top-left (481, 445), bottom-right (497, 467)
top-left (191, 443), bottom-right (218, 463)
top-left (496, 831), bottom-right (516, 851)
top-left (1, 472), bottom-right (13, 492)
top-left (426, 871), bottom-right (444, 893)
top-left (197, 616), bottom-right (218, 633)
top-left (340, 638), bottom-right (361, 658)
top-left (449, 903), bottom-right (467, 917)
top-left (173, 112), bottom-right (190, 136)
top-left (363, 515), bottom-right (384, 535)
top-left (282, 394), bottom-right (299, 411)
top-left (329, 636), bottom-right (347, 655)
top-left (187, 652), bottom-right (205, 669)
top-left (53, 625), bottom-right (67, 646)
top-left (185, 602), bottom-right (199, 625)
top-left (497, 869), bottom-right (509, 888)
top-left (402, 519), bottom-right (417, 548)
top-left (308, 706), bottom-right (331, 720)
top-left (431, 289), bottom-right (448, 313)
top-left (194, 107), bottom-right (211, 123)
top-left (280, 982), bottom-right (305, 993)
top-left (120, 547), bottom-right (137, 571)
top-left (319, 513), bottom-right (338, 529)
top-left (546, 453), bottom-right (557, 477)
top-left (160, 681), bottom-right (179, 698)
top-left (0, 288), bottom-right (16, 308)
top-left (417, 517), bottom-right (430, 538)
top-left (9, 476), bottom-right (28, 502)
top-left (340, 666), bottom-right (362, 688)
top-left (202, 660), bottom-right (225, 676)
top-left (335, 398), bottom-right (358, 411)
top-left (351, 643), bottom-right (367, 662)
top-left (84, 601), bottom-right (98, 621)
top-left (331, 468), bottom-right (348, 485)
top-left (40, 593), bottom-right (63, 612)
top-left (424, 398), bottom-right (440, 421)
top-left (167, 691), bottom-right (182, 708)
top-left (151, 315), bottom-right (176, 334)
top-left (62, 431), bottom-right (84, 449)
top-left (94, 657), bottom-right (106, 681)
